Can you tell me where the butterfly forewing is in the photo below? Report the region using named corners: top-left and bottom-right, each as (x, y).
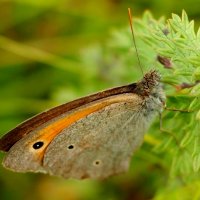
top-left (2, 93), bottom-right (144, 176)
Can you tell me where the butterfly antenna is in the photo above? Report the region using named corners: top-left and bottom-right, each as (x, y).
top-left (128, 8), bottom-right (144, 75)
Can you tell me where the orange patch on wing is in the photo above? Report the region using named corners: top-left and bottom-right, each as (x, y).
top-left (31, 95), bottom-right (135, 158)
top-left (38, 102), bottom-right (110, 142)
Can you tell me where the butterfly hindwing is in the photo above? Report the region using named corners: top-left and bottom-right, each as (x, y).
top-left (44, 94), bottom-right (146, 179)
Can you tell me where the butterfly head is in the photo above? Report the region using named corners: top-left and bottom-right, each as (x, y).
top-left (135, 70), bottom-right (166, 108)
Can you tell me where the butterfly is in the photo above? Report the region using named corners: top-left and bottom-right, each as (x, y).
top-left (0, 70), bottom-right (165, 179)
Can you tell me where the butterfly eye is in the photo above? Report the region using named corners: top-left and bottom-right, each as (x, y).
top-left (67, 145), bottom-right (74, 149)
top-left (32, 141), bottom-right (44, 149)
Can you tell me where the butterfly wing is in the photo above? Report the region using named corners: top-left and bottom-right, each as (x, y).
top-left (2, 93), bottom-right (147, 179)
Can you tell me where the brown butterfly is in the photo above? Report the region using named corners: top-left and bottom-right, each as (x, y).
top-left (0, 70), bottom-right (165, 179)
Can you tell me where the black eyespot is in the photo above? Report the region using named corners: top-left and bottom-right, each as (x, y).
top-left (93, 160), bottom-right (101, 166)
top-left (33, 141), bottom-right (44, 149)
top-left (95, 161), bottom-right (100, 165)
top-left (68, 145), bottom-right (74, 149)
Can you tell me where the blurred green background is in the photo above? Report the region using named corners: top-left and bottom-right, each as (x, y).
top-left (1, 0), bottom-right (200, 200)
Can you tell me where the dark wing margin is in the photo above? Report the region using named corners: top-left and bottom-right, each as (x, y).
top-left (0, 83), bottom-right (136, 152)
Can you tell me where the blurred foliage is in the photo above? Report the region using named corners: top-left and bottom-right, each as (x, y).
top-left (1, 0), bottom-right (200, 200)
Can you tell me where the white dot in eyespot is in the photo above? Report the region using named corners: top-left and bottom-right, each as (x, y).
top-left (33, 141), bottom-right (44, 150)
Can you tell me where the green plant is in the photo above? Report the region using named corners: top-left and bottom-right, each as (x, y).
top-left (1, 6), bottom-right (200, 199)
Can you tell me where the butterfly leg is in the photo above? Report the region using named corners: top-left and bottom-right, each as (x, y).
top-left (164, 107), bottom-right (193, 112)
